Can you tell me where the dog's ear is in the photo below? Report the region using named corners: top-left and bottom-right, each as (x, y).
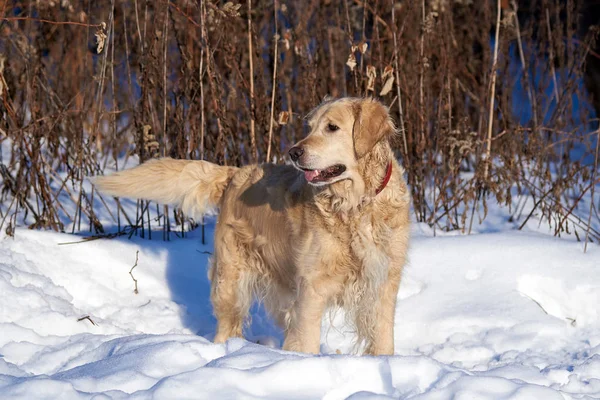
top-left (352, 99), bottom-right (394, 158)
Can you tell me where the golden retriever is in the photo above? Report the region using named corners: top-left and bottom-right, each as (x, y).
top-left (94, 97), bottom-right (411, 355)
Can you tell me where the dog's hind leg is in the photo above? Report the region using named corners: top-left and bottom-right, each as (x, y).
top-left (209, 232), bottom-right (254, 343)
top-left (210, 261), bottom-right (253, 343)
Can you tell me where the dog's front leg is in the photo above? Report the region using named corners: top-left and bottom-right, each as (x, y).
top-left (365, 265), bottom-right (402, 356)
top-left (282, 278), bottom-right (328, 354)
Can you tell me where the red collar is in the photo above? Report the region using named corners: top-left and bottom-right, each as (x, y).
top-left (375, 162), bottom-right (393, 196)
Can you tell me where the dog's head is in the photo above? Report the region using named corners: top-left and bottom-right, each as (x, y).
top-left (288, 97), bottom-right (395, 186)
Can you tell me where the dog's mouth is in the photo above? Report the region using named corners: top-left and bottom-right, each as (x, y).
top-left (301, 164), bottom-right (347, 184)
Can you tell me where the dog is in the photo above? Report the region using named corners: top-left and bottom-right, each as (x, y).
top-left (94, 97), bottom-right (411, 355)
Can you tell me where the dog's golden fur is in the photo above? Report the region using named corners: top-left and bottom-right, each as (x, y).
top-left (94, 97), bottom-right (410, 355)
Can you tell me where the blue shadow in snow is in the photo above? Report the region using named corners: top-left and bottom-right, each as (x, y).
top-left (94, 221), bottom-right (283, 343)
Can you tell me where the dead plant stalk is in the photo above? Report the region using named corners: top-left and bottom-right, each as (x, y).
top-left (483, 0), bottom-right (502, 182)
top-left (266, 0), bottom-right (279, 162)
top-left (247, 0), bottom-right (257, 162)
top-left (391, 0), bottom-right (408, 161)
top-left (129, 250), bottom-right (140, 294)
top-left (162, 4), bottom-right (170, 241)
top-left (585, 129), bottom-right (600, 252)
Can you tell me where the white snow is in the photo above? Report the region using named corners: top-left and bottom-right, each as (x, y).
top-left (1, 217), bottom-right (599, 399)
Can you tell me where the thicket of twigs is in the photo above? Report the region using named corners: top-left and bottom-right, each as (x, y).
top-left (0, 0), bottom-right (599, 245)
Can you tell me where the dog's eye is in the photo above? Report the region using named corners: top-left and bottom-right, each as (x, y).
top-left (327, 123), bottom-right (339, 132)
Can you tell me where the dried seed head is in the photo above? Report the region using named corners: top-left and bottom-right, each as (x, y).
top-left (282, 31), bottom-right (291, 51)
top-left (95, 22), bottom-right (107, 54)
top-left (366, 65), bottom-right (377, 92)
top-left (0, 56), bottom-right (7, 96)
top-left (278, 111), bottom-right (290, 125)
top-left (382, 65), bottom-right (394, 79)
top-left (380, 75), bottom-right (394, 96)
top-left (346, 53), bottom-right (357, 71)
top-left (431, 0), bottom-right (448, 13)
top-left (221, 2), bottom-right (241, 18)
top-left (142, 125), bottom-right (159, 157)
top-left (381, 65), bottom-right (395, 94)
top-left (61, 0), bottom-right (74, 12)
top-left (207, 8), bottom-right (216, 27)
top-left (423, 13), bottom-right (436, 34)
top-left (502, 9), bottom-right (515, 28)
top-left (359, 42), bottom-right (368, 54)
top-left (36, 0), bottom-right (53, 10)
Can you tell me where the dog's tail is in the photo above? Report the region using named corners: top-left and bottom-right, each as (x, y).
top-left (93, 158), bottom-right (238, 219)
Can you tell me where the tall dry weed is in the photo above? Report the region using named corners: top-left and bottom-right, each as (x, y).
top-left (0, 0), bottom-right (598, 245)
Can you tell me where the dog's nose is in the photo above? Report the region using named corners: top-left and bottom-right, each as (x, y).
top-left (289, 146), bottom-right (304, 162)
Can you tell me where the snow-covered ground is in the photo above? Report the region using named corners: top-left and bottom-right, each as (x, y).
top-left (1, 210), bottom-right (599, 399)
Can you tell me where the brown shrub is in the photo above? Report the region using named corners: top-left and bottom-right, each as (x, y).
top-left (0, 0), bottom-right (598, 243)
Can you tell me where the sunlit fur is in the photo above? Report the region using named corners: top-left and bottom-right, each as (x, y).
top-left (94, 97), bottom-right (411, 355)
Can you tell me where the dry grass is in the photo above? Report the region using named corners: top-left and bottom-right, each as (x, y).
top-left (0, 0), bottom-right (599, 245)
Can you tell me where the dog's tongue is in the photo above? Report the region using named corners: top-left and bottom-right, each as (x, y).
top-left (304, 169), bottom-right (320, 182)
